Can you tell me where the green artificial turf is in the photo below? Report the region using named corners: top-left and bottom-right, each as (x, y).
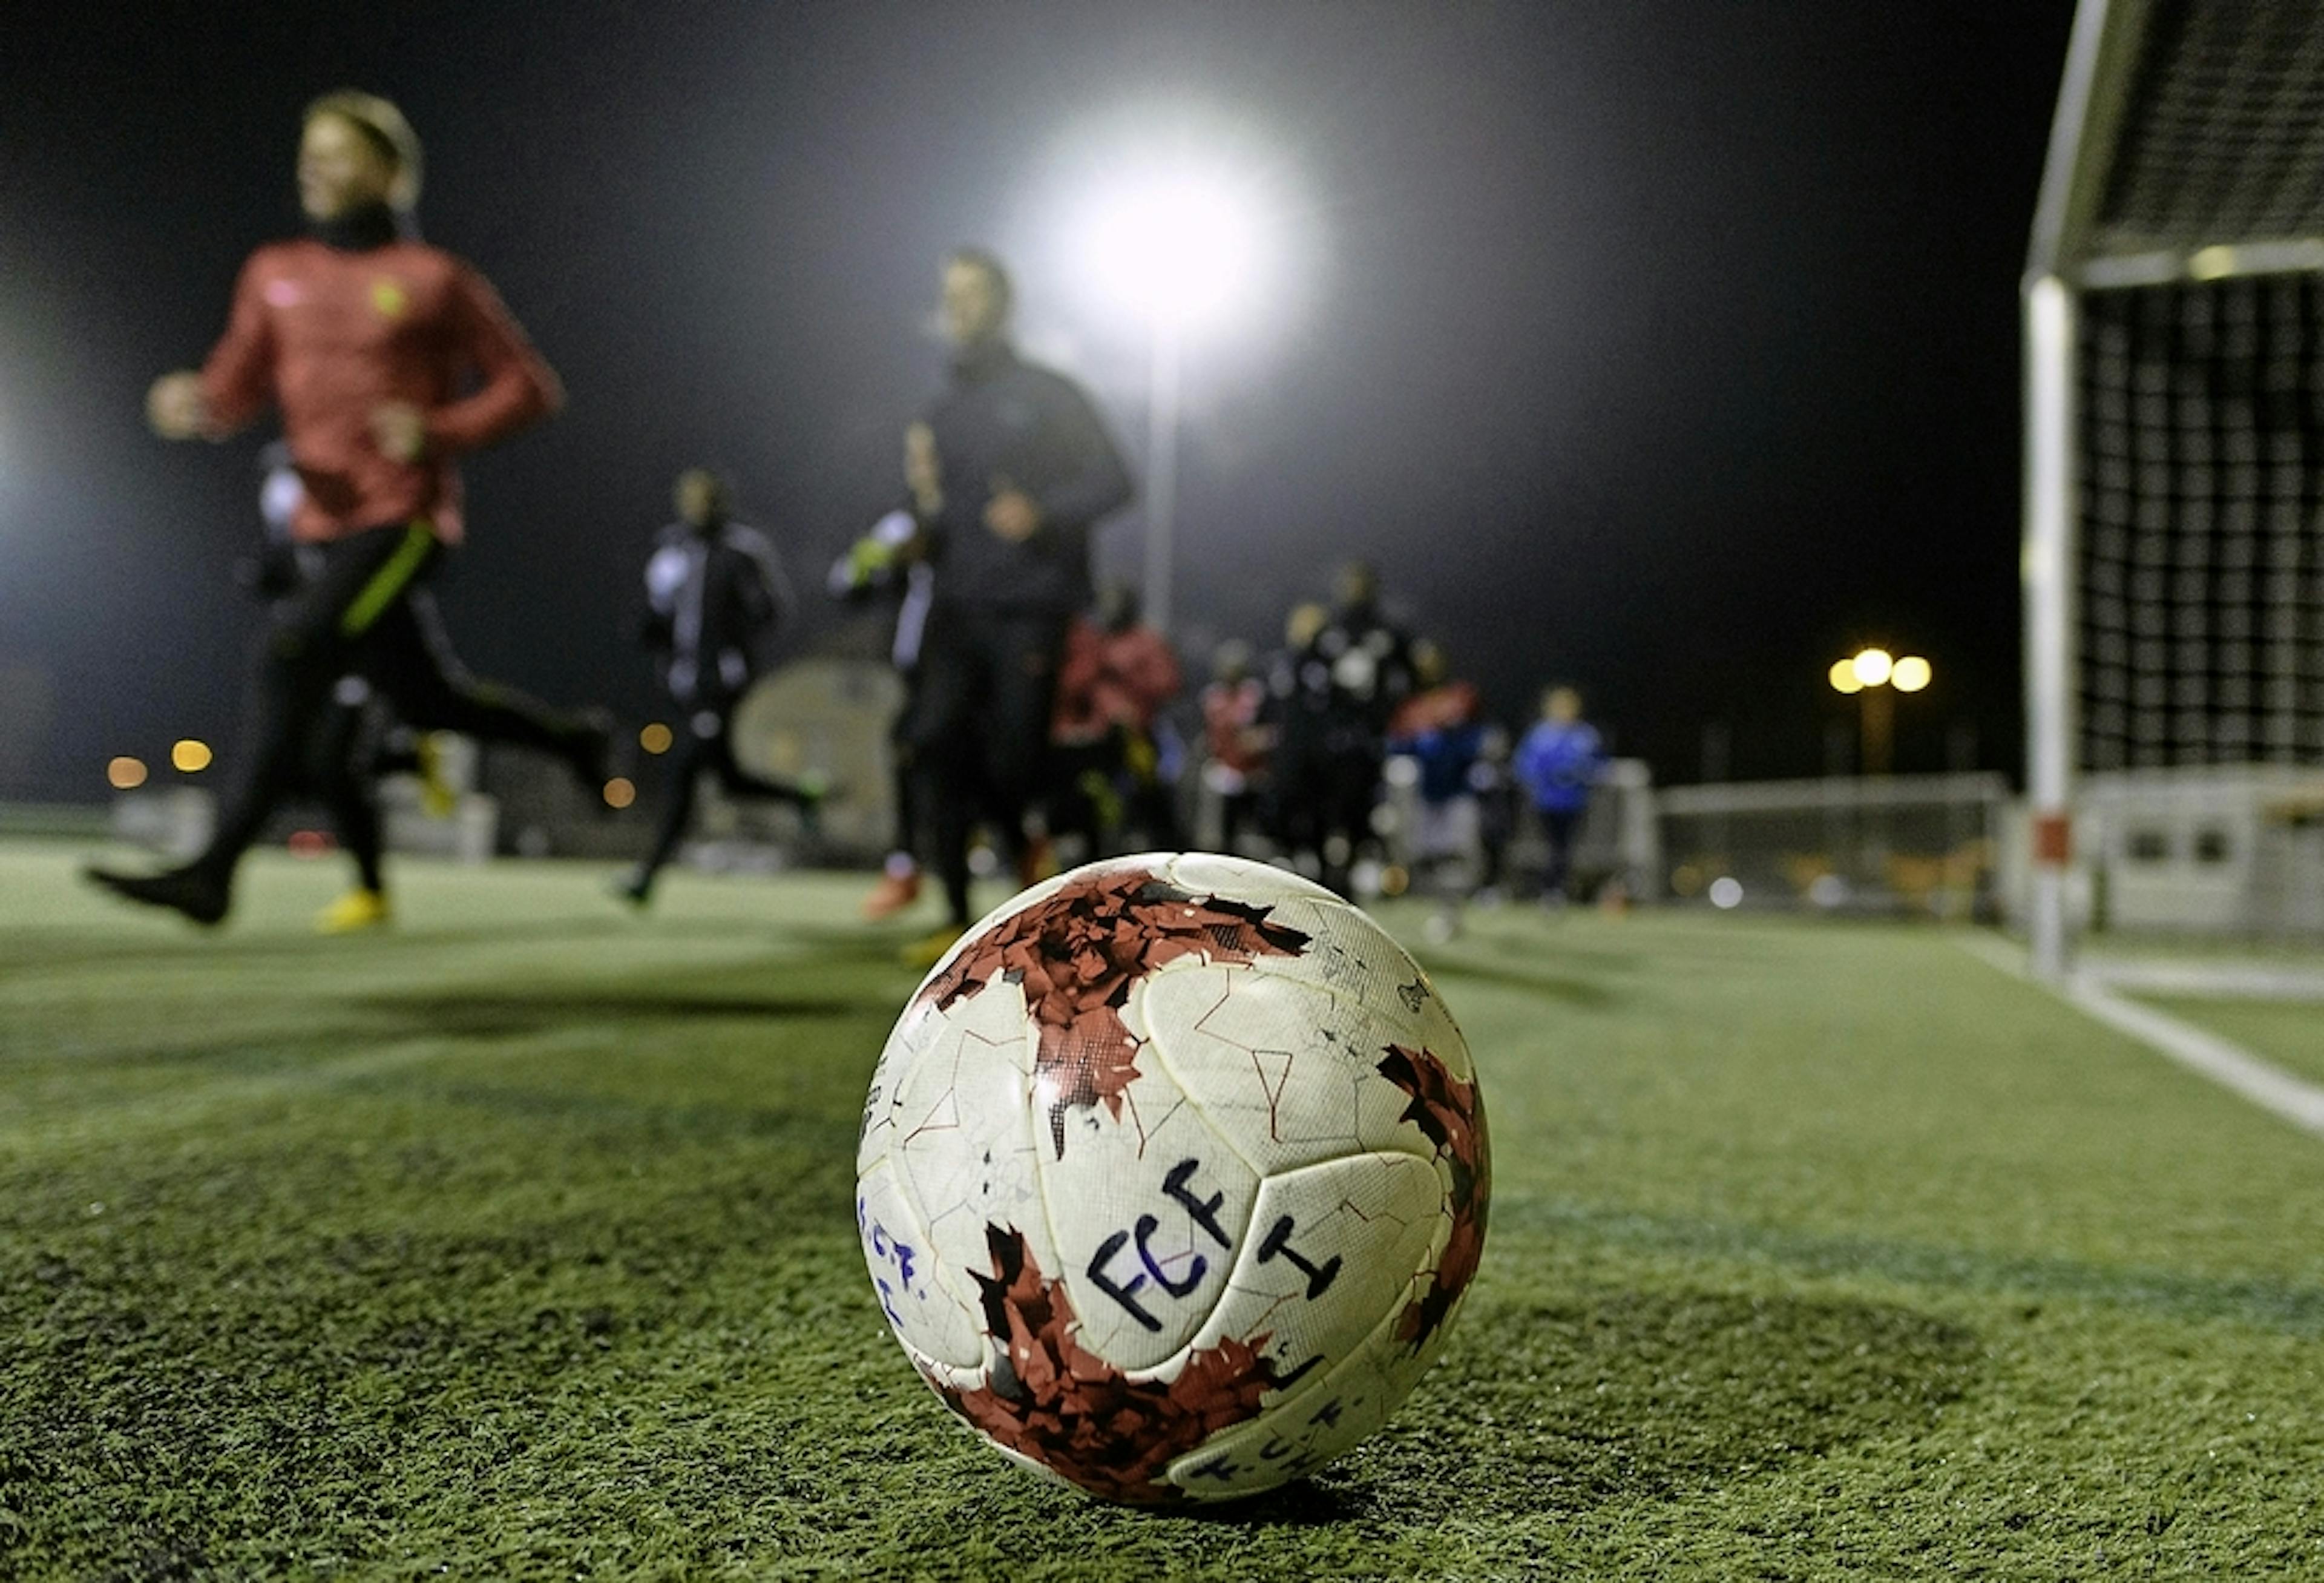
top-left (2136, 995), bottom-right (2324, 1091)
top-left (3, 839), bottom-right (2321, 1579)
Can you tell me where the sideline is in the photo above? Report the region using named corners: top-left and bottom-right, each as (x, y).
top-left (1957, 933), bottom-right (2324, 1140)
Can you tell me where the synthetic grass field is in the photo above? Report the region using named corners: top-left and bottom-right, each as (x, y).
top-left (4, 838), bottom-right (2321, 1579)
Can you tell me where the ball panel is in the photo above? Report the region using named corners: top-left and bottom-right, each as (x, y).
top-left (855, 1154), bottom-right (985, 1367)
top-left (882, 981), bottom-right (1066, 1341)
top-left (1177, 1150), bottom-right (1448, 1398)
top-left (1160, 1260), bottom-right (1458, 1501)
top-left (1161, 851), bottom-right (1344, 907)
top-left (1035, 1058), bottom-right (1261, 1370)
top-left (1134, 961), bottom-right (1434, 1178)
top-left (1266, 895), bottom-right (1477, 1081)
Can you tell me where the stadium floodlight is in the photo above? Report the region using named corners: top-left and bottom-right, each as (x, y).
top-left (1077, 168), bottom-right (1272, 634)
top-left (1081, 173), bottom-right (1267, 329)
top-left (1830, 649), bottom-right (1931, 775)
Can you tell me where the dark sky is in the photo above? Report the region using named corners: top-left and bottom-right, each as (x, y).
top-left (0, 1), bottom-right (2077, 800)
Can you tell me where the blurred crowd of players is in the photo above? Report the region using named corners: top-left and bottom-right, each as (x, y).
top-left (87, 91), bottom-right (1609, 959)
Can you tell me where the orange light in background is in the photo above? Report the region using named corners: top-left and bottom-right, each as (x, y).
top-left (1850, 648), bottom-right (1894, 689)
top-left (638, 722), bottom-right (674, 755)
top-left (171, 739), bottom-right (214, 772)
top-left (1891, 655), bottom-right (1932, 693)
top-left (287, 829), bottom-right (333, 857)
top-left (107, 756), bottom-right (148, 790)
top-left (1828, 659), bottom-right (1864, 695)
top-left (603, 777), bottom-right (637, 810)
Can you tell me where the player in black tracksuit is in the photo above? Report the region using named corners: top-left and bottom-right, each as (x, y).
top-left (616, 469), bottom-right (816, 905)
top-left (1264, 563), bottom-right (1416, 897)
top-left (897, 250), bottom-right (1133, 949)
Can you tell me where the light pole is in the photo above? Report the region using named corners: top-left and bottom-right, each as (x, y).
top-left (1081, 174), bottom-right (1262, 635)
top-left (1827, 648), bottom-right (1931, 775)
top-left (1144, 312), bottom-right (1183, 634)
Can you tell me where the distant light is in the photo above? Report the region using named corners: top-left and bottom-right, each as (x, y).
top-left (1808, 874), bottom-right (1848, 909)
top-left (2188, 245), bottom-right (2237, 281)
top-left (1828, 659), bottom-right (1865, 695)
top-left (638, 722), bottom-right (674, 755)
top-left (286, 829), bottom-right (333, 858)
top-left (1080, 171), bottom-right (1267, 327)
top-left (602, 777), bottom-right (636, 810)
top-left (171, 739), bottom-right (213, 773)
top-left (1851, 648), bottom-right (1894, 689)
top-left (107, 756), bottom-right (148, 791)
top-left (1708, 876), bottom-right (1744, 910)
top-left (1891, 655), bottom-right (1932, 693)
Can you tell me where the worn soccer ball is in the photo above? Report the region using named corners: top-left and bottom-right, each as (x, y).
top-left (856, 852), bottom-right (1488, 1504)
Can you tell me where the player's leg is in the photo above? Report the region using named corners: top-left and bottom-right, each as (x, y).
top-left (309, 683), bottom-right (392, 932)
top-left (862, 693), bottom-right (924, 920)
top-left (1540, 806), bottom-right (1579, 902)
top-left (86, 528), bottom-right (404, 923)
top-left (619, 713), bottom-right (711, 906)
top-left (899, 610), bottom-right (988, 954)
top-left (363, 567), bottom-right (612, 794)
top-left (978, 612), bottom-right (1066, 883)
top-left (703, 708), bottom-right (821, 810)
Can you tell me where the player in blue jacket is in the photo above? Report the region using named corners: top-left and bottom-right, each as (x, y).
top-left (1513, 685), bottom-right (1606, 903)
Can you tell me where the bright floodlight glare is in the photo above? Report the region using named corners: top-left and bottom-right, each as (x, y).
top-left (171, 739), bottom-right (212, 773)
top-left (1828, 659), bottom-right (1865, 695)
top-left (1891, 656), bottom-right (1932, 693)
top-left (1084, 173), bottom-right (1263, 325)
top-left (1708, 877), bottom-right (1744, 910)
top-left (1851, 648), bottom-right (1895, 688)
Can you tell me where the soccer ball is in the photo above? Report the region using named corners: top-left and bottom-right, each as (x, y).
top-left (856, 852), bottom-right (1488, 1504)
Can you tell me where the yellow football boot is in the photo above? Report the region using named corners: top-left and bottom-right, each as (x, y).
top-left (316, 887), bottom-right (392, 935)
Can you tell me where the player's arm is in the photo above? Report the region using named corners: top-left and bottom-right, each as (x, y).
top-left (154, 256), bottom-right (278, 441)
top-left (1023, 377), bottom-right (1134, 530)
top-left (413, 262), bottom-right (565, 457)
top-left (736, 530), bottom-right (796, 633)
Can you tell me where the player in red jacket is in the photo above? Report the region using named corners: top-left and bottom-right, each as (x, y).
top-left (90, 91), bottom-right (610, 929)
top-left (1048, 581), bottom-right (1183, 858)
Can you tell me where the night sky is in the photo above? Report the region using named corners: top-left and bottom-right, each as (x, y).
top-left (0, 1), bottom-right (2079, 801)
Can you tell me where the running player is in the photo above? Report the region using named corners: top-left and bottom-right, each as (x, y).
top-left (891, 249), bottom-right (1134, 963)
top-left (88, 91), bottom-right (611, 927)
top-left (829, 504), bottom-right (936, 920)
top-left (245, 443), bottom-right (459, 930)
top-left (615, 469), bottom-right (817, 906)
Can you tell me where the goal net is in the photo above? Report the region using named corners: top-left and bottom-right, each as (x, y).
top-left (2025, 0), bottom-right (2324, 970)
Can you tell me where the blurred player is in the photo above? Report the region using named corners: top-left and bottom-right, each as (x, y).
top-left (246, 444), bottom-right (459, 930)
top-left (829, 505), bottom-right (936, 920)
top-left (1265, 565), bottom-right (1415, 895)
top-left (1514, 685), bottom-right (1607, 904)
top-left (1048, 580), bottom-right (1183, 860)
top-left (615, 469), bottom-right (818, 906)
top-left (1199, 639), bottom-right (1271, 854)
top-left (890, 248), bottom-right (1133, 962)
top-left (1386, 639), bottom-right (1485, 938)
top-left (90, 92), bottom-right (611, 927)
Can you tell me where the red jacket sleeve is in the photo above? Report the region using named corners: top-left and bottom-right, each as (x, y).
top-left (1126, 631), bottom-right (1181, 713)
top-left (197, 254), bottom-right (278, 435)
top-left (422, 262), bottom-right (564, 454)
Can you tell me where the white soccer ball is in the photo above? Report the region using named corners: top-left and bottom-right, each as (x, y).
top-left (856, 852), bottom-right (1489, 1504)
